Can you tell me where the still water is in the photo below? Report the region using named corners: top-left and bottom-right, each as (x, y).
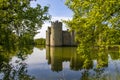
top-left (0, 46), bottom-right (120, 80)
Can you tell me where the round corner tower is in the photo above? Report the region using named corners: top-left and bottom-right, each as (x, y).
top-left (50, 21), bottom-right (62, 46)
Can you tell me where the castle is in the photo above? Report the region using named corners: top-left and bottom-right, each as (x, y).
top-left (46, 21), bottom-right (77, 47)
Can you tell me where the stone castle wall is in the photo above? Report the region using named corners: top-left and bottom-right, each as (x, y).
top-left (62, 31), bottom-right (71, 46)
top-left (46, 27), bottom-right (51, 46)
top-left (50, 21), bottom-right (62, 46)
top-left (46, 21), bottom-right (77, 47)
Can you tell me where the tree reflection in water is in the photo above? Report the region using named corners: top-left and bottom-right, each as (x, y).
top-left (46, 46), bottom-right (120, 80)
top-left (0, 45), bottom-right (120, 80)
top-left (0, 45), bottom-right (35, 80)
top-left (46, 47), bottom-right (107, 72)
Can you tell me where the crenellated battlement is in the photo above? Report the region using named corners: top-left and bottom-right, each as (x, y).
top-left (51, 21), bottom-right (62, 28)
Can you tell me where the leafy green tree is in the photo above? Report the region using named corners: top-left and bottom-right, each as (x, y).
top-left (64, 0), bottom-right (120, 52)
top-left (0, 0), bottom-right (50, 48)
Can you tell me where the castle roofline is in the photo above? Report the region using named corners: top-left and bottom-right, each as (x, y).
top-left (51, 20), bottom-right (62, 26)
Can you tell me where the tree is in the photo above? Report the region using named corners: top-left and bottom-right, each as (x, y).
top-left (0, 0), bottom-right (50, 47)
top-left (34, 38), bottom-right (46, 45)
top-left (64, 0), bottom-right (120, 53)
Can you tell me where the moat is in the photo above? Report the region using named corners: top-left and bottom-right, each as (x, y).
top-left (0, 46), bottom-right (120, 80)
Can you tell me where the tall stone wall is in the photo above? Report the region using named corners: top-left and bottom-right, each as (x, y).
top-left (46, 27), bottom-right (51, 46)
top-left (50, 21), bottom-right (62, 46)
top-left (62, 31), bottom-right (71, 46)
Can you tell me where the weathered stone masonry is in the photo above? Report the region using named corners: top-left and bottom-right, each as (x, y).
top-left (46, 21), bottom-right (77, 47)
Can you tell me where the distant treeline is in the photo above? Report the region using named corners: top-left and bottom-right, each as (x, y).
top-left (34, 38), bottom-right (46, 45)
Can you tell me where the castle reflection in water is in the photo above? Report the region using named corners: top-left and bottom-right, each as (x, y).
top-left (46, 47), bottom-right (79, 72)
top-left (45, 46), bottom-right (116, 72)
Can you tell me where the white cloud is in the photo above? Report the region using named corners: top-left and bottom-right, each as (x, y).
top-left (34, 17), bottom-right (72, 39)
top-left (51, 16), bottom-right (72, 21)
top-left (34, 22), bottom-right (50, 39)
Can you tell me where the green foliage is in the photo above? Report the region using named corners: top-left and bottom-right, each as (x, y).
top-left (0, 45), bottom-right (34, 80)
top-left (0, 0), bottom-right (50, 48)
top-left (34, 38), bottom-right (46, 45)
top-left (64, 0), bottom-right (117, 69)
top-left (64, 0), bottom-right (120, 53)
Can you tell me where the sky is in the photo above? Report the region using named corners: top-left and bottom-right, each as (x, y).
top-left (30, 0), bottom-right (73, 39)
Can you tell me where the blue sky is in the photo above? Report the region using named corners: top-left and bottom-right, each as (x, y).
top-left (30, 0), bottom-right (73, 39)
